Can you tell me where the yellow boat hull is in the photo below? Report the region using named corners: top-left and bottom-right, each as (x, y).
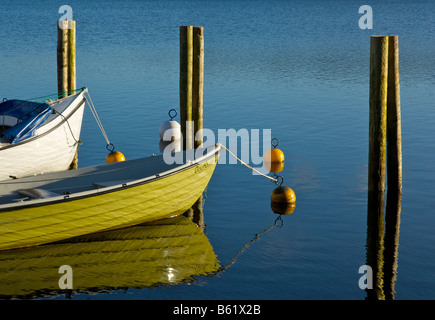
top-left (0, 153), bottom-right (219, 251)
top-left (0, 215), bottom-right (220, 298)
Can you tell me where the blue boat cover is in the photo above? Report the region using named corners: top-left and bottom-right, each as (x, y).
top-left (0, 99), bottom-right (53, 144)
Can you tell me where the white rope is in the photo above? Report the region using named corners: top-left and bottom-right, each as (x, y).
top-left (85, 91), bottom-right (111, 146)
top-left (217, 143), bottom-right (277, 182)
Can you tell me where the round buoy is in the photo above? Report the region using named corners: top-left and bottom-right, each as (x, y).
top-left (271, 185), bottom-right (296, 204)
top-left (264, 148), bottom-right (285, 163)
top-left (106, 151), bottom-right (125, 163)
top-left (264, 160), bottom-right (284, 173)
top-left (159, 109), bottom-right (181, 141)
top-left (264, 138), bottom-right (284, 173)
top-left (159, 120), bottom-right (181, 141)
top-left (271, 185), bottom-right (296, 215)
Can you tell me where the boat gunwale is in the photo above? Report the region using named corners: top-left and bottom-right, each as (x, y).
top-left (0, 144), bottom-right (221, 212)
top-left (0, 89), bottom-right (87, 152)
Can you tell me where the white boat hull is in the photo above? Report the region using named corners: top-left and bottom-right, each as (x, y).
top-left (0, 90), bottom-right (86, 180)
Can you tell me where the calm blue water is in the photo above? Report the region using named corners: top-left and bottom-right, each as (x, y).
top-left (0, 0), bottom-right (434, 300)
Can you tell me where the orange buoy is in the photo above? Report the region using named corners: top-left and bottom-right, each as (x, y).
top-left (264, 148), bottom-right (285, 163)
top-left (264, 138), bottom-right (284, 173)
top-left (264, 160), bottom-right (284, 173)
top-left (271, 185), bottom-right (296, 204)
top-left (106, 151), bottom-right (125, 163)
top-left (271, 184), bottom-right (296, 215)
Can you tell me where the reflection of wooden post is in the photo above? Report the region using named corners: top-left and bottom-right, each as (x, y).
top-left (387, 35), bottom-right (402, 192)
top-left (366, 191), bottom-right (386, 300)
top-left (368, 36), bottom-right (389, 193)
top-left (192, 195), bottom-right (204, 229)
top-left (383, 189), bottom-right (402, 300)
top-left (192, 27), bottom-right (204, 148)
top-left (184, 206), bottom-right (194, 220)
top-left (180, 26), bottom-right (193, 150)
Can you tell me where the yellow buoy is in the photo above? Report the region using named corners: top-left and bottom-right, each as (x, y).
top-left (271, 185), bottom-right (296, 204)
top-left (264, 148), bottom-right (285, 163)
top-left (264, 138), bottom-right (284, 173)
top-left (271, 184), bottom-right (296, 215)
top-left (106, 151), bottom-right (125, 163)
top-left (264, 160), bottom-right (284, 173)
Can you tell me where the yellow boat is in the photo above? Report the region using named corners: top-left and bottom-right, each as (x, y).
top-left (0, 144), bottom-right (221, 251)
top-left (0, 215), bottom-right (220, 298)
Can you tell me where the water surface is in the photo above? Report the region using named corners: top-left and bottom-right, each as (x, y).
top-left (0, 0), bottom-right (434, 300)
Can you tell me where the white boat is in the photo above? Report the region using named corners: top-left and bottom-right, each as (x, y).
top-left (0, 88), bottom-right (86, 180)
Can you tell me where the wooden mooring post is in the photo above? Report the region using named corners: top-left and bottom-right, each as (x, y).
top-left (368, 36), bottom-right (389, 193)
top-left (57, 20), bottom-right (76, 97)
top-left (366, 35), bottom-right (402, 300)
top-left (386, 35), bottom-right (402, 192)
top-left (180, 26), bottom-right (204, 150)
top-left (57, 20), bottom-right (78, 168)
top-left (368, 35), bottom-right (402, 193)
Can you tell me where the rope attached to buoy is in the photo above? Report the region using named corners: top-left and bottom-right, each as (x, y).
top-left (217, 143), bottom-right (278, 182)
top-left (84, 91), bottom-right (111, 149)
top-left (84, 90), bottom-right (125, 163)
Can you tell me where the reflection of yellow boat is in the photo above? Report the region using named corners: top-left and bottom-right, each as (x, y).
top-left (0, 215), bottom-right (220, 298)
top-left (0, 145), bottom-right (221, 251)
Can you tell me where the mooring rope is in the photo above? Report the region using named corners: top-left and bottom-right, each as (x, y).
top-left (24, 88), bottom-right (85, 103)
top-left (84, 90), bottom-right (111, 147)
top-left (216, 215), bottom-right (284, 275)
top-left (217, 143), bottom-right (278, 182)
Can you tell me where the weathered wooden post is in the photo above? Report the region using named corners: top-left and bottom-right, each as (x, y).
top-left (366, 35), bottom-right (403, 300)
top-left (383, 37), bottom-right (402, 297)
top-left (58, 20), bottom-right (78, 168)
top-left (180, 26), bottom-right (194, 150)
top-left (57, 20), bottom-right (76, 97)
top-left (67, 20), bottom-right (76, 94)
top-left (57, 20), bottom-right (69, 97)
top-left (192, 26), bottom-right (204, 149)
top-left (369, 35), bottom-right (402, 193)
top-left (387, 35), bottom-right (402, 192)
top-left (368, 36), bottom-right (389, 193)
top-left (180, 26), bottom-right (204, 150)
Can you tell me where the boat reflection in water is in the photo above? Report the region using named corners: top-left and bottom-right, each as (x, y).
top-left (0, 196), bottom-right (219, 299)
top-left (365, 189), bottom-right (402, 300)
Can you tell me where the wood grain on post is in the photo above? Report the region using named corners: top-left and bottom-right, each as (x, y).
top-left (387, 35), bottom-right (402, 192)
top-left (180, 26), bottom-right (194, 150)
top-left (192, 27), bottom-right (204, 149)
top-left (57, 20), bottom-right (69, 98)
top-left (68, 20), bottom-right (76, 93)
top-left (369, 36), bottom-right (389, 193)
